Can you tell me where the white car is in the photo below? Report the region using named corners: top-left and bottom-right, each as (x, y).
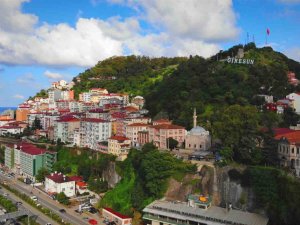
top-left (30, 196), bottom-right (38, 201)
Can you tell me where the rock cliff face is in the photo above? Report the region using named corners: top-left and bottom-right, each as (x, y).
top-left (217, 166), bottom-right (256, 210)
top-left (102, 162), bottom-right (121, 188)
top-left (163, 165), bottom-right (257, 211)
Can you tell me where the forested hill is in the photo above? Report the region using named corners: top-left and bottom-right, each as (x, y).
top-left (72, 56), bottom-right (187, 97)
top-left (72, 43), bottom-right (300, 128)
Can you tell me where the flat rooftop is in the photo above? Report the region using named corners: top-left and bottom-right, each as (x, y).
top-left (143, 200), bottom-right (268, 225)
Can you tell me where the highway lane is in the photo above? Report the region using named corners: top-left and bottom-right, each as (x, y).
top-left (0, 174), bottom-right (88, 225)
top-left (0, 188), bottom-right (58, 225)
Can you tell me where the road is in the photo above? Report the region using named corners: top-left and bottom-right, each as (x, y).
top-left (0, 173), bottom-right (90, 225)
top-left (0, 187), bottom-right (57, 225)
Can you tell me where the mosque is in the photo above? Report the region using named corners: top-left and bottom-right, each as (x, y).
top-left (185, 109), bottom-right (211, 151)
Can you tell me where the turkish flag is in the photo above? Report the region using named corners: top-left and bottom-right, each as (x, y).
top-left (267, 28), bottom-right (270, 35)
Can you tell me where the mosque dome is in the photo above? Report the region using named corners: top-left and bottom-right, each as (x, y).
top-left (190, 126), bottom-right (208, 135)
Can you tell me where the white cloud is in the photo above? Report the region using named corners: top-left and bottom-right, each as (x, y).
top-left (13, 94), bottom-right (25, 99)
top-left (0, 0), bottom-right (238, 67)
top-left (115, 0), bottom-right (239, 42)
top-left (0, 0), bottom-right (37, 33)
top-left (44, 71), bottom-right (63, 80)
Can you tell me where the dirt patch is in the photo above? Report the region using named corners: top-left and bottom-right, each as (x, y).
top-left (164, 174), bottom-right (200, 201)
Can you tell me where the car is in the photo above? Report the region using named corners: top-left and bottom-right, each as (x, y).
top-left (59, 209), bottom-right (66, 213)
top-left (88, 207), bottom-right (98, 214)
top-left (3, 193), bottom-right (8, 197)
top-left (30, 196), bottom-right (38, 201)
top-left (16, 202), bottom-right (22, 206)
top-left (45, 223), bottom-right (52, 225)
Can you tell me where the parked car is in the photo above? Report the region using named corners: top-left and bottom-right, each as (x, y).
top-left (3, 193), bottom-right (8, 197)
top-left (30, 196), bottom-right (38, 201)
top-left (88, 207), bottom-right (98, 214)
top-left (59, 209), bottom-right (66, 213)
top-left (16, 202), bottom-right (22, 206)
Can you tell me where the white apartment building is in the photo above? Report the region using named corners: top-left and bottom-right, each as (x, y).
top-left (79, 92), bottom-right (91, 103)
top-left (54, 117), bottom-right (80, 143)
top-left (79, 118), bottom-right (112, 150)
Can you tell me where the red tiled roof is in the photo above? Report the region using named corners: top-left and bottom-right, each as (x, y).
top-left (275, 130), bottom-right (300, 144)
top-left (154, 119), bottom-right (170, 123)
top-left (17, 143), bottom-right (46, 155)
top-left (273, 128), bottom-right (295, 136)
top-left (127, 123), bottom-right (149, 127)
top-left (109, 136), bottom-right (129, 141)
top-left (103, 208), bottom-right (130, 219)
top-left (149, 124), bottom-right (185, 130)
top-left (0, 119), bottom-right (15, 121)
top-left (0, 126), bottom-right (22, 129)
top-left (46, 173), bottom-right (71, 183)
top-left (69, 176), bottom-right (83, 182)
top-left (123, 106), bottom-right (138, 112)
top-left (76, 181), bottom-right (87, 187)
top-left (81, 118), bottom-right (107, 123)
top-left (89, 108), bottom-right (106, 113)
top-left (57, 117), bottom-right (80, 123)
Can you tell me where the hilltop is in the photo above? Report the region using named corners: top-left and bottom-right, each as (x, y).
top-left (71, 43), bottom-right (300, 128)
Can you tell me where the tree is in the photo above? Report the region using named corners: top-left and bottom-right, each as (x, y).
top-left (220, 147), bottom-right (234, 162)
top-left (32, 117), bottom-right (42, 130)
top-left (36, 167), bottom-right (50, 182)
top-left (281, 107), bottom-right (300, 127)
top-left (167, 137), bottom-right (178, 150)
top-left (56, 192), bottom-right (70, 205)
top-left (0, 146), bottom-right (5, 164)
top-left (212, 105), bottom-right (261, 164)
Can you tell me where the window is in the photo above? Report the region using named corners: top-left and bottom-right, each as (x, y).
top-left (298, 148), bottom-right (300, 154)
top-left (292, 148), bottom-right (295, 154)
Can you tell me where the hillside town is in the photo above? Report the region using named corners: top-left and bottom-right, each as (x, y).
top-left (0, 73), bottom-right (300, 225)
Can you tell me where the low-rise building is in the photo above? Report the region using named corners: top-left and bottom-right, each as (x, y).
top-left (102, 208), bottom-right (132, 225)
top-left (143, 198), bottom-right (268, 225)
top-left (0, 126), bottom-right (23, 136)
top-left (148, 124), bottom-right (186, 149)
top-left (108, 136), bottom-right (131, 161)
top-left (276, 130), bottom-right (300, 177)
top-left (45, 172), bottom-right (76, 197)
top-left (126, 123), bottom-right (149, 147)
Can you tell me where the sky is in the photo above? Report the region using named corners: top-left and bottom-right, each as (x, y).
top-left (0, 0), bottom-right (300, 107)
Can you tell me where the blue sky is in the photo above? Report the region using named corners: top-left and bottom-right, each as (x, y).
top-left (0, 0), bottom-right (300, 107)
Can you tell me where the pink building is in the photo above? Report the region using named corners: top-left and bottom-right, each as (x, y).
top-left (148, 124), bottom-right (186, 149)
top-left (125, 123), bottom-right (149, 147)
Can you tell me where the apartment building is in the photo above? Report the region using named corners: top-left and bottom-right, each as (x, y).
top-left (79, 118), bottom-right (112, 150)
